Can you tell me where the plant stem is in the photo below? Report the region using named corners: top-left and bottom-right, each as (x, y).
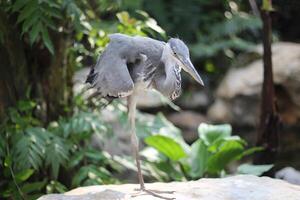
top-left (254, 0), bottom-right (280, 173)
top-left (6, 143), bottom-right (25, 200)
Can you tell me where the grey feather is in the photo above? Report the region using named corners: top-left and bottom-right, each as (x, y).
top-left (86, 33), bottom-right (202, 100)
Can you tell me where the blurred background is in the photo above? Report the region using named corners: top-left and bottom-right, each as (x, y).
top-left (1, 0), bottom-right (300, 199)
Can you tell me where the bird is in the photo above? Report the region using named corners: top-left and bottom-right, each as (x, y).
top-left (85, 33), bottom-right (204, 199)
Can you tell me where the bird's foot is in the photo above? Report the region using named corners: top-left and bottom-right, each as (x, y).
top-left (131, 187), bottom-right (175, 200)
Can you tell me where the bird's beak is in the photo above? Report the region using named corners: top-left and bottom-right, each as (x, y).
top-left (181, 58), bottom-right (204, 86)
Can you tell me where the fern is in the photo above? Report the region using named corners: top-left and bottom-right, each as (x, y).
top-left (54, 111), bottom-right (109, 141)
top-left (12, 127), bottom-right (50, 171)
top-left (9, 0), bottom-right (62, 54)
top-left (45, 136), bottom-right (69, 179)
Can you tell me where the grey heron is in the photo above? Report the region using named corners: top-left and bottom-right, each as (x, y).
top-left (86, 33), bottom-right (204, 199)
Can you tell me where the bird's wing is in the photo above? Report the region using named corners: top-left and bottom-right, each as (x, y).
top-left (85, 46), bottom-right (134, 98)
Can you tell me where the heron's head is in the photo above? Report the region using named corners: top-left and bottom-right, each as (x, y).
top-left (167, 38), bottom-right (204, 86)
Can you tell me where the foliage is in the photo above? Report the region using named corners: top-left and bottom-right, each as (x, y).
top-left (143, 123), bottom-right (272, 181)
top-left (0, 100), bottom-right (122, 199)
top-left (143, 0), bottom-right (261, 59)
top-left (0, 0), bottom-right (277, 199)
top-left (0, 95), bottom-right (187, 199)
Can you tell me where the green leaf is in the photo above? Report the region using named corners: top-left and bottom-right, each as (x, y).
top-left (237, 164), bottom-right (273, 176)
top-left (0, 134), bottom-right (5, 159)
top-left (21, 11), bottom-right (40, 35)
top-left (236, 146), bottom-right (264, 160)
top-left (190, 139), bottom-right (210, 178)
top-left (21, 180), bottom-right (46, 194)
top-left (17, 100), bottom-right (36, 112)
top-left (17, 1), bottom-right (38, 24)
top-left (145, 135), bottom-right (186, 161)
top-left (68, 151), bottom-right (84, 168)
top-left (12, 0), bottom-right (27, 12)
top-left (15, 169), bottom-right (34, 183)
top-left (72, 166), bottom-right (89, 187)
top-left (4, 156), bottom-right (12, 167)
top-left (208, 135), bottom-right (246, 153)
top-left (47, 180), bottom-right (67, 193)
top-left (29, 22), bottom-right (42, 45)
top-left (154, 161), bottom-right (184, 181)
top-left (198, 123), bottom-right (232, 145)
top-left (45, 136), bottom-right (69, 179)
top-left (13, 128), bottom-right (49, 170)
top-left (207, 140), bottom-right (244, 174)
top-left (85, 149), bottom-right (106, 162)
top-left (41, 27), bottom-right (54, 54)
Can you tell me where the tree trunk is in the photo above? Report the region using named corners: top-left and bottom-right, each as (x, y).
top-left (254, 2), bottom-right (281, 172)
top-left (0, 9), bottom-right (73, 123)
top-left (0, 9), bottom-right (29, 119)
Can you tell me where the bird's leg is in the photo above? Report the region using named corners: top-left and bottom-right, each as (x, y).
top-left (128, 96), bottom-right (145, 190)
top-left (127, 96), bottom-right (175, 200)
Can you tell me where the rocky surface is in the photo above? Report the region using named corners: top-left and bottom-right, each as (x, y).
top-left (38, 175), bottom-right (300, 200)
top-left (208, 42), bottom-right (300, 126)
top-left (276, 167), bottom-right (300, 185)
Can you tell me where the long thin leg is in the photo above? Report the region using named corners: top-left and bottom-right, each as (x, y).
top-left (127, 96), bottom-right (175, 200)
top-left (127, 95), bottom-right (145, 190)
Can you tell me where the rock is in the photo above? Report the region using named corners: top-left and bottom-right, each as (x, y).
top-left (208, 42), bottom-right (300, 126)
top-left (276, 167), bottom-right (300, 185)
top-left (167, 111), bottom-right (208, 142)
top-left (177, 90), bottom-right (211, 109)
top-left (38, 175), bottom-right (300, 200)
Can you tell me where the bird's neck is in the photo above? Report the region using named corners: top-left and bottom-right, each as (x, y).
top-left (156, 43), bottom-right (180, 97)
top-left (161, 43), bottom-right (180, 75)
top-left (161, 43), bottom-right (175, 65)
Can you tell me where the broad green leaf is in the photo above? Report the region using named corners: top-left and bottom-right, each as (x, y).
top-left (21, 180), bottom-right (46, 194)
top-left (155, 161), bottom-right (184, 181)
top-left (15, 169), bottom-right (34, 183)
top-left (237, 164), bottom-right (273, 176)
top-left (145, 135), bottom-right (186, 161)
top-left (198, 123), bottom-right (232, 145)
top-left (207, 140), bottom-right (244, 173)
top-left (190, 139), bottom-right (210, 178)
top-left (41, 27), bottom-right (54, 54)
top-left (208, 135), bottom-right (246, 152)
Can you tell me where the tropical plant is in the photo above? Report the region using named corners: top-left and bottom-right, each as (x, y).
top-left (0, 99), bottom-right (122, 199)
top-left (143, 123), bottom-right (273, 181)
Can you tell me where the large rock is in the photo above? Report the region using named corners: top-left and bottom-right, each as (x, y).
top-left (167, 111), bottom-right (208, 142)
top-left (38, 175), bottom-right (300, 200)
top-left (208, 42), bottom-right (300, 126)
top-left (276, 167), bottom-right (300, 185)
